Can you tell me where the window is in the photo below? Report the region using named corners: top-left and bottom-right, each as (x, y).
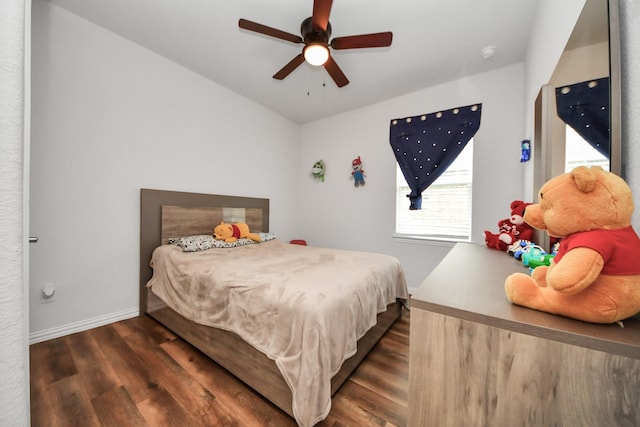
top-left (395, 139), bottom-right (473, 240)
top-left (564, 125), bottom-right (609, 172)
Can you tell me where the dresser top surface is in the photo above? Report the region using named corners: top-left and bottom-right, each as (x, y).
top-left (412, 242), bottom-right (640, 358)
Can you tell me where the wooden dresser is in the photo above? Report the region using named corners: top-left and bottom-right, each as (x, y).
top-left (409, 242), bottom-right (640, 426)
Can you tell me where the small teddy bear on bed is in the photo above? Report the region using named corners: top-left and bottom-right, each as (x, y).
top-left (213, 221), bottom-right (261, 243)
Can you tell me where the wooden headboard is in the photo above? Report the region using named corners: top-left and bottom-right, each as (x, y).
top-left (160, 205), bottom-right (264, 245)
top-left (139, 189), bottom-right (269, 314)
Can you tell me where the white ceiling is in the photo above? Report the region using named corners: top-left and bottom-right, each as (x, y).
top-left (45, 0), bottom-right (546, 124)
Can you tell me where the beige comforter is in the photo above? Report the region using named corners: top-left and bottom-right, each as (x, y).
top-left (146, 239), bottom-right (408, 427)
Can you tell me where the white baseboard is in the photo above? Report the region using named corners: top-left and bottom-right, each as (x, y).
top-left (29, 307), bottom-right (140, 345)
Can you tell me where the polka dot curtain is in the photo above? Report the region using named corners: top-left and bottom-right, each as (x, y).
top-left (556, 77), bottom-right (610, 159)
top-left (389, 104), bottom-right (482, 210)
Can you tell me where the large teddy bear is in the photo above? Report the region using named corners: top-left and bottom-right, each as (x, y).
top-left (504, 166), bottom-right (640, 324)
top-left (484, 200), bottom-right (534, 251)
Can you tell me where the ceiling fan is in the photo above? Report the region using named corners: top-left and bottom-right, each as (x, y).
top-left (238, 0), bottom-right (393, 88)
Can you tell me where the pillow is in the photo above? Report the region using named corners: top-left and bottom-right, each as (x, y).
top-left (169, 232), bottom-right (276, 252)
top-left (258, 232), bottom-right (277, 242)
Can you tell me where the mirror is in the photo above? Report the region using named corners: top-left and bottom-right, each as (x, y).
top-left (534, 0), bottom-right (620, 186)
top-left (533, 0), bottom-right (620, 249)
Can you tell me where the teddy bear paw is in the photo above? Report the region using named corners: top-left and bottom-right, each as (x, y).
top-left (504, 272), bottom-right (539, 304)
top-left (499, 233), bottom-right (515, 244)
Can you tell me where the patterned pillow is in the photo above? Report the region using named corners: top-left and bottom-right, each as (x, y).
top-left (169, 232), bottom-right (276, 252)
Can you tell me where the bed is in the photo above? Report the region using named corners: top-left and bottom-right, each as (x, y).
top-left (139, 189), bottom-right (409, 426)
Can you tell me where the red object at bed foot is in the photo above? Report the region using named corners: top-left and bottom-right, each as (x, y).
top-left (290, 240), bottom-right (307, 246)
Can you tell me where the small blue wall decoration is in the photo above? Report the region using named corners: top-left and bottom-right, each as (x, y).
top-left (520, 139), bottom-right (531, 163)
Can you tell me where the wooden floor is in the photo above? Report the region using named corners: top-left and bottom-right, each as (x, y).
top-left (30, 309), bottom-right (409, 427)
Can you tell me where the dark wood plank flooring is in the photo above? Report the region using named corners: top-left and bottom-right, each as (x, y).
top-left (30, 309), bottom-right (409, 426)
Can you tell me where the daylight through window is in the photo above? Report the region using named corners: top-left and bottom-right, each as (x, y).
top-left (395, 139), bottom-right (473, 240)
top-left (564, 126), bottom-right (609, 172)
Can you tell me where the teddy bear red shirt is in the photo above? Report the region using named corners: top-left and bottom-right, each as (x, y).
top-left (553, 226), bottom-right (640, 275)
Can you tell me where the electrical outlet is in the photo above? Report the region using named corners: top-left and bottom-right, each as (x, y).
top-left (40, 283), bottom-right (56, 303)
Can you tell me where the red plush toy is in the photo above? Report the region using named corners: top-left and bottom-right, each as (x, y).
top-left (484, 200), bottom-right (534, 251)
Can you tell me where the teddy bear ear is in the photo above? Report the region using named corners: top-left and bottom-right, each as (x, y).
top-left (572, 166), bottom-right (597, 193)
top-left (510, 200), bottom-right (530, 216)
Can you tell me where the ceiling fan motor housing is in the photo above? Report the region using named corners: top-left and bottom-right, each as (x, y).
top-left (301, 17), bottom-right (331, 45)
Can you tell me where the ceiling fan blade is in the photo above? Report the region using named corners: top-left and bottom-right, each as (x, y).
top-left (331, 32), bottom-right (393, 50)
top-left (324, 56), bottom-right (349, 87)
top-left (312, 0), bottom-right (333, 32)
top-left (273, 54), bottom-right (306, 80)
top-left (239, 18), bottom-right (303, 44)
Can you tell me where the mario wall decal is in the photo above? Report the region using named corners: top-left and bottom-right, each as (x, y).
top-left (351, 156), bottom-right (366, 187)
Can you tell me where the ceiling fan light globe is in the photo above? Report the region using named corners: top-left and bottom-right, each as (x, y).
top-left (304, 44), bottom-right (329, 66)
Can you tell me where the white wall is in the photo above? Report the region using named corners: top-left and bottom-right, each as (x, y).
top-left (29, 1), bottom-right (300, 338)
top-left (550, 41), bottom-right (609, 86)
top-left (0, 1), bottom-right (29, 424)
top-left (620, 0), bottom-right (640, 229)
top-left (297, 63), bottom-right (526, 290)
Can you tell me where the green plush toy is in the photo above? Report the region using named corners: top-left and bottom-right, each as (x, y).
top-left (311, 160), bottom-right (326, 182)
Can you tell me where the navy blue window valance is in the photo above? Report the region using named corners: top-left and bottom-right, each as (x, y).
top-left (389, 104), bottom-right (482, 210)
top-left (555, 77), bottom-right (610, 159)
